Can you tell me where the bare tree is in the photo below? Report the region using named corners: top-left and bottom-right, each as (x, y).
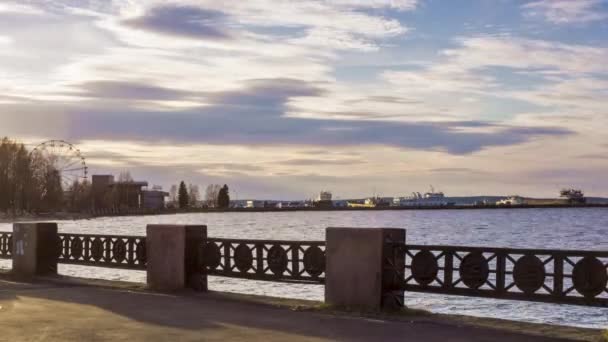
top-left (204, 184), bottom-right (221, 208)
top-left (169, 184), bottom-right (178, 203)
top-left (188, 184), bottom-right (200, 207)
top-left (66, 180), bottom-right (92, 212)
top-left (0, 137), bottom-right (62, 214)
top-left (118, 170), bottom-right (133, 183)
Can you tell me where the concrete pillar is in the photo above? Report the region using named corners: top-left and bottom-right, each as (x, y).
top-left (325, 227), bottom-right (405, 311)
top-left (12, 222), bottom-right (59, 278)
top-left (146, 225), bottom-right (206, 291)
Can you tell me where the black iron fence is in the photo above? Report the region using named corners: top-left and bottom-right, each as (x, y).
top-left (202, 238), bottom-right (326, 284)
top-left (4, 232), bottom-right (327, 284)
top-left (0, 232), bottom-right (11, 259)
top-left (57, 233), bottom-right (147, 270)
top-left (3, 229), bottom-right (607, 308)
top-left (385, 243), bottom-right (608, 307)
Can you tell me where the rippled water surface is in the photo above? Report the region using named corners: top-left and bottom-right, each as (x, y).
top-left (1, 208), bottom-right (607, 328)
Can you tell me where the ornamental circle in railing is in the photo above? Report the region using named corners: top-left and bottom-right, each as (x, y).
top-left (234, 244), bottom-right (253, 272)
top-left (91, 238), bottom-right (104, 261)
top-left (267, 245), bottom-right (288, 275)
top-left (459, 252), bottom-right (489, 289)
top-left (411, 250), bottom-right (438, 286)
top-left (54, 236), bottom-right (63, 259)
top-left (513, 254), bottom-right (546, 295)
top-left (572, 256), bottom-right (608, 298)
top-left (303, 245), bottom-right (325, 277)
top-left (71, 238), bottom-right (84, 259)
top-left (112, 239), bottom-right (127, 263)
top-left (202, 242), bottom-right (221, 269)
top-left (136, 240), bottom-right (146, 264)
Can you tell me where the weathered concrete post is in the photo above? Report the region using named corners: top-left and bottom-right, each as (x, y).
top-left (12, 222), bottom-right (59, 279)
top-left (325, 227), bottom-right (405, 311)
top-left (146, 224), bottom-right (207, 291)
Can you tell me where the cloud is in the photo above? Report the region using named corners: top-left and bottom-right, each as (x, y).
top-left (277, 158), bottom-right (364, 166)
top-left (1, 78), bottom-right (572, 155)
top-left (71, 81), bottom-right (200, 100)
top-left (208, 78), bottom-right (324, 109)
top-left (330, 0), bottom-right (419, 11)
top-left (522, 0), bottom-right (608, 24)
top-left (289, 27), bottom-right (381, 52)
top-left (0, 2), bottom-right (44, 15)
top-left (428, 168), bottom-right (480, 173)
top-left (444, 36), bottom-right (608, 76)
top-left (198, 163), bottom-right (266, 173)
top-left (0, 36), bottom-right (12, 46)
top-left (123, 5), bottom-right (231, 40)
top-left (378, 35), bottom-right (608, 128)
top-left (577, 153), bottom-right (608, 160)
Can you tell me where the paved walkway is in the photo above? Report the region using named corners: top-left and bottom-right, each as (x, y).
top-left (0, 278), bottom-right (595, 342)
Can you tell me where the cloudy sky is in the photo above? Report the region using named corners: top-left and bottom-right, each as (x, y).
top-left (1, 0), bottom-right (607, 199)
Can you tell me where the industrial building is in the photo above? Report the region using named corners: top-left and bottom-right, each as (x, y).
top-left (92, 174), bottom-right (168, 210)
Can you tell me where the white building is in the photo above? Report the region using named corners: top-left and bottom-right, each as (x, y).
top-left (245, 200), bottom-right (265, 208)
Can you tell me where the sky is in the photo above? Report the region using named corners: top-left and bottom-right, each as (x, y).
top-left (1, 0), bottom-right (608, 199)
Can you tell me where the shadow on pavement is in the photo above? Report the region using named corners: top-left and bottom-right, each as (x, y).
top-left (0, 279), bottom-right (578, 342)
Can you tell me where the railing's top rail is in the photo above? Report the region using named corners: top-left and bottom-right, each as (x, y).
top-left (59, 232), bottom-right (146, 240)
top-left (54, 233), bottom-right (326, 246)
top-left (208, 237), bottom-right (325, 245)
top-left (402, 243), bottom-right (608, 257)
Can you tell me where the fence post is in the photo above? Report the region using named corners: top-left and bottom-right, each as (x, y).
top-left (146, 224), bottom-right (207, 291)
top-left (325, 227), bottom-right (406, 311)
top-left (12, 222), bottom-right (59, 279)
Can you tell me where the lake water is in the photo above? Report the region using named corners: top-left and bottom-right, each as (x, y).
top-left (1, 208), bottom-right (607, 329)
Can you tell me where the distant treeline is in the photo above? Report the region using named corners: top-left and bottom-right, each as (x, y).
top-left (168, 181), bottom-right (230, 209)
top-left (0, 137), bottom-right (90, 214)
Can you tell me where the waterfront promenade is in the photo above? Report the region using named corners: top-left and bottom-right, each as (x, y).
top-left (0, 275), bottom-right (600, 342)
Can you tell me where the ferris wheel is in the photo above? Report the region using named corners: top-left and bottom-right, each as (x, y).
top-left (31, 140), bottom-right (88, 190)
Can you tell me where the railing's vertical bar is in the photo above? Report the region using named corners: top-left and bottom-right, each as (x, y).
top-left (84, 236), bottom-right (90, 262)
top-left (62, 235), bottom-right (69, 260)
top-left (553, 252), bottom-right (564, 298)
top-left (256, 242), bottom-right (264, 274)
top-left (127, 238), bottom-right (135, 267)
top-left (291, 243), bottom-right (300, 276)
top-left (496, 252), bottom-right (506, 293)
top-left (104, 237), bottom-right (112, 263)
top-left (444, 250), bottom-right (454, 288)
top-left (223, 242), bottom-right (231, 271)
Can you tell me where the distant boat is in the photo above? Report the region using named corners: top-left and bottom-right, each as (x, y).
top-left (424, 185), bottom-right (445, 199)
top-left (496, 196), bottom-right (525, 206)
top-left (560, 188), bottom-right (586, 204)
top-left (393, 186), bottom-right (448, 207)
top-left (347, 196), bottom-right (390, 208)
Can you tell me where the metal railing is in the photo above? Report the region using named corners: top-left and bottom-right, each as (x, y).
top-left (0, 232), bottom-right (11, 259)
top-left (4, 230), bottom-right (607, 308)
top-left (2, 232), bottom-right (327, 284)
top-left (57, 233), bottom-right (147, 270)
top-left (384, 243), bottom-right (608, 307)
top-left (202, 238), bottom-right (326, 284)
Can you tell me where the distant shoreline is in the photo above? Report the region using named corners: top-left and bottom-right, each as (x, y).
top-left (2, 203), bottom-right (606, 223)
top-left (163, 203), bottom-right (607, 214)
